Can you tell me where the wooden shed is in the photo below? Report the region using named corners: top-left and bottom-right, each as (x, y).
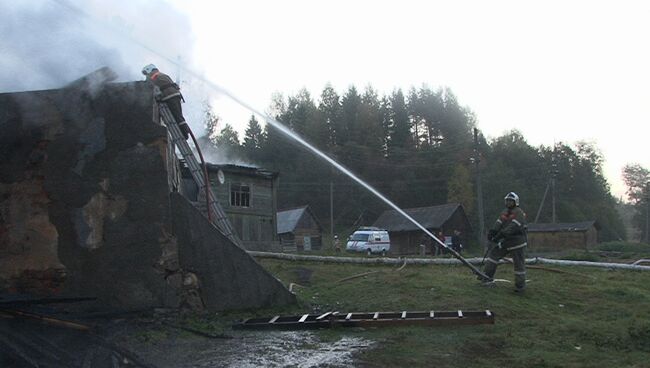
top-left (527, 221), bottom-right (600, 251)
top-left (372, 203), bottom-right (472, 255)
top-left (276, 206), bottom-right (323, 252)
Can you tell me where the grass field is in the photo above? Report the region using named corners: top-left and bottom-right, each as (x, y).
top-left (219, 257), bottom-right (650, 368)
top-left (161, 245), bottom-right (650, 367)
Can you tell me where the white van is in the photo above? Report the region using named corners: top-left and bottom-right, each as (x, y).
top-left (346, 227), bottom-right (391, 256)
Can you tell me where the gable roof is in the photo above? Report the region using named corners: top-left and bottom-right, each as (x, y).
top-left (372, 203), bottom-right (465, 232)
top-left (528, 221), bottom-right (599, 233)
top-left (277, 205), bottom-right (323, 234)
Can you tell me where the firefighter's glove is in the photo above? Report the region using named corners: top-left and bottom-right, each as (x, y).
top-left (492, 231), bottom-right (504, 244)
top-left (153, 87), bottom-right (163, 101)
top-left (487, 229), bottom-right (497, 241)
top-left (179, 122), bottom-right (191, 140)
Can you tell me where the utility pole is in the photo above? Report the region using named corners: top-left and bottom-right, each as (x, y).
top-left (473, 128), bottom-right (486, 250)
top-left (330, 180), bottom-right (334, 241)
top-left (645, 181), bottom-right (650, 244)
top-left (551, 146), bottom-right (558, 223)
top-left (330, 166), bottom-right (335, 244)
top-left (534, 180), bottom-right (550, 223)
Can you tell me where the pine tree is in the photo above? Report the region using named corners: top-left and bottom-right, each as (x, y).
top-left (203, 103), bottom-right (220, 143)
top-left (317, 84), bottom-right (341, 148)
top-left (622, 163), bottom-right (650, 241)
top-left (339, 86), bottom-right (361, 147)
top-left (447, 164), bottom-right (474, 215)
top-left (214, 123), bottom-right (240, 151)
top-left (242, 115), bottom-right (264, 163)
top-left (387, 89), bottom-right (412, 158)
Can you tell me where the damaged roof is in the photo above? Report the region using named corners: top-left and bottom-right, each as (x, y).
top-left (179, 160), bottom-right (278, 180)
top-left (206, 163), bottom-right (278, 179)
top-left (373, 203), bottom-right (465, 232)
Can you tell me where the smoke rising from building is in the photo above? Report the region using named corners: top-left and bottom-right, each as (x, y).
top-left (0, 0), bottom-right (215, 134)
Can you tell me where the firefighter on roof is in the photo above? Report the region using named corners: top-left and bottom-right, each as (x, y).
top-left (142, 64), bottom-right (191, 139)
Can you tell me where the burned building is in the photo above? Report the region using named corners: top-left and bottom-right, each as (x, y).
top-left (182, 163), bottom-right (280, 251)
top-left (0, 68), bottom-right (295, 311)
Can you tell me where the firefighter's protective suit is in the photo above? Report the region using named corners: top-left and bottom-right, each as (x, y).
top-left (483, 193), bottom-right (527, 291)
top-left (143, 65), bottom-right (190, 139)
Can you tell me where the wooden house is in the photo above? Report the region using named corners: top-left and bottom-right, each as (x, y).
top-left (372, 203), bottom-right (472, 255)
top-left (181, 162), bottom-right (280, 251)
top-left (527, 221), bottom-right (599, 251)
top-left (276, 206), bottom-right (323, 252)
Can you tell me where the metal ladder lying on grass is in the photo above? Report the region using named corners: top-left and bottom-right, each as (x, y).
top-left (158, 102), bottom-right (243, 248)
top-left (234, 310), bottom-right (495, 330)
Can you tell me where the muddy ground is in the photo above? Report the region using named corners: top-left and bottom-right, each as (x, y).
top-left (109, 318), bottom-right (375, 368)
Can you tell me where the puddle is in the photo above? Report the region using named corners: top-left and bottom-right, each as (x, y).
top-left (193, 331), bottom-right (374, 368)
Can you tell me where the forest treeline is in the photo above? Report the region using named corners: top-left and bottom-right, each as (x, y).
top-left (203, 84), bottom-right (631, 245)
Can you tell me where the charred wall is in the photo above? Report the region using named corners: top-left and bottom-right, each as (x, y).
top-left (0, 78), bottom-right (296, 312)
top-left (0, 81), bottom-right (179, 309)
top-left (171, 193), bottom-right (296, 310)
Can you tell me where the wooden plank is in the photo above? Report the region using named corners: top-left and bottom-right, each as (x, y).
top-left (0, 296), bottom-right (96, 306)
top-left (0, 309), bottom-right (89, 331)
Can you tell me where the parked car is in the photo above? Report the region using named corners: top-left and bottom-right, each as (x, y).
top-left (346, 227), bottom-right (391, 256)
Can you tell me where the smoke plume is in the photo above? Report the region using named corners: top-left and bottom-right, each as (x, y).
top-left (0, 0), bottom-right (195, 90)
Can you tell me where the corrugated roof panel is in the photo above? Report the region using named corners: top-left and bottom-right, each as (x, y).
top-left (277, 206), bottom-right (308, 234)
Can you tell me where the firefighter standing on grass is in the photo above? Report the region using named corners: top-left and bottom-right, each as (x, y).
top-left (482, 192), bottom-right (528, 292)
top-left (142, 64), bottom-right (191, 139)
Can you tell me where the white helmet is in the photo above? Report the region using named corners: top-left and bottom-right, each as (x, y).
top-left (504, 192), bottom-right (519, 206)
top-left (141, 64), bottom-right (158, 75)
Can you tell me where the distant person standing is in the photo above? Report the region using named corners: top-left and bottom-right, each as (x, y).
top-left (142, 64), bottom-right (191, 140)
top-left (333, 234), bottom-right (341, 253)
top-left (436, 230), bottom-right (446, 256)
top-left (419, 233), bottom-right (433, 256)
top-left (451, 229), bottom-right (463, 254)
top-left (482, 192), bottom-right (528, 293)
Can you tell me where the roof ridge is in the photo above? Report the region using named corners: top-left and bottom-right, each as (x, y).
top-left (381, 203), bottom-right (460, 213)
top-left (278, 205), bottom-right (309, 213)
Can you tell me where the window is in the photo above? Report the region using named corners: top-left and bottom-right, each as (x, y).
top-left (230, 183), bottom-right (250, 207)
top-left (350, 233), bottom-right (370, 241)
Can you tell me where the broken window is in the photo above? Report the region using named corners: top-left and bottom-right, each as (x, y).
top-left (230, 183), bottom-right (251, 207)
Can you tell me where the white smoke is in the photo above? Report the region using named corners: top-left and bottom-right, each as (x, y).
top-left (0, 0), bottom-right (262, 166)
top-left (0, 0), bottom-right (192, 89)
top-left (194, 138), bottom-right (258, 168)
top-left (0, 0), bottom-right (213, 133)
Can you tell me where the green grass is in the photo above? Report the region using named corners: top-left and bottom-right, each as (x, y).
top-left (596, 241), bottom-right (650, 255)
top-left (236, 259), bottom-right (650, 368)
top-left (166, 256), bottom-right (650, 367)
top-left (527, 241), bottom-right (650, 262)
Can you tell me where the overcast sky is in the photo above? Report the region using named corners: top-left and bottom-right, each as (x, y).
top-left (168, 0), bottom-right (649, 199)
top-left (2, 0), bottom-right (648, 199)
